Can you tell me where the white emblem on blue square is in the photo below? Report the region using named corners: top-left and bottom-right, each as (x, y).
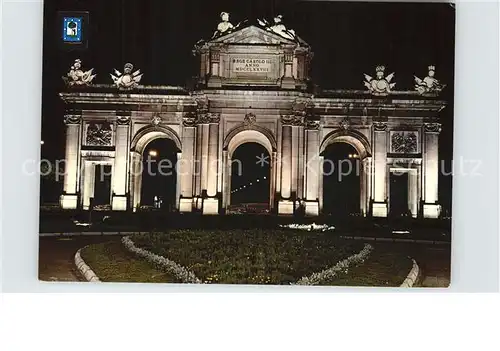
top-left (63, 17), bottom-right (82, 42)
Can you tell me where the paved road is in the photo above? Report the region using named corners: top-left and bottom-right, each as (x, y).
top-left (38, 236), bottom-right (450, 286)
top-left (38, 236), bottom-right (120, 282)
top-left (413, 246), bottom-right (451, 287)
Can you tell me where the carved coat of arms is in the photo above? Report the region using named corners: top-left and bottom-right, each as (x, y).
top-left (391, 131), bottom-right (418, 154)
top-left (244, 112), bottom-right (256, 126)
top-left (86, 123), bottom-right (112, 146)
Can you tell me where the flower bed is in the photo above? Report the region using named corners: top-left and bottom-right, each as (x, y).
top-left (317, 246), bottom-right (414, 287)
top-left (295, 244), bottom-right (373, 285)
top-left (122, 236), bottom-right (201, 284)
top-left (129, 230), bottom-right (364, 285)
top-left (80, 241), bottom-right (180, 283)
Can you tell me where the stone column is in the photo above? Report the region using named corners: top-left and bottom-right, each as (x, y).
top-left (318, 155), bottom-right (324, 213)
top-left (201, 124), bottom-right (210, 193)
top-left (129, 151), bottom-right (142, 212)
top-left (408, 168), bottom-right (418, 218)
top-left (361, 157), bottom-right (372, 217)
top-left (291, 126), bottom-right (299, 198)
top-left (278, 116), bottom-right (294, 215)
top-left (372, 122), bottom-right (388, 217)
top-left (111, 114), bottom-right (130, 211)
top-left (82, 161), bottom-right (95, 210)
top-left (304, 121), bottom-right (320, 216)
top-left (222, 150), bottom-right (230, 209)
top-left (179, 117), bottom-right (196, 213)
top-left (194, 122), bottom-right (204, 210)
top-left (60, 114), bottom-right (82, 209)
top-left (270, 151), bottom-right (277, 211)
top-left (423, 123), bottom-right (442, 218)
top-left (203, 113), bottom-right (220, 215)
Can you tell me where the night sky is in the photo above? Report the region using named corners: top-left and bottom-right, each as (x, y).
top-left (41, 0), bottom-right (455, 209)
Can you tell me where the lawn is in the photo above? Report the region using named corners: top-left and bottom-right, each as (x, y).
top-left (318, 245), bottom-right (413, 287)
top-left (80, 241), bottom-right (179, 283)
top-left (130, 230), bottom-right (365, 285)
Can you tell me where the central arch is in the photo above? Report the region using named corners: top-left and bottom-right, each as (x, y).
top-left (320, 129), bottom-right (371, 158)
top-left (222, 127), bottom-right (277, 213)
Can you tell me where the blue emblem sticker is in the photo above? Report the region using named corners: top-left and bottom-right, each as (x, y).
top-left (63, 17), bottom-right (83, 42)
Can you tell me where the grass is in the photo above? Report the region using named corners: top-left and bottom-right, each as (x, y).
top-left (80, 241), bottom-right (180, 283)
top-left (318, 245), bottom-right (414, 287)
top-left (131, 230), bottom-right (365, 285)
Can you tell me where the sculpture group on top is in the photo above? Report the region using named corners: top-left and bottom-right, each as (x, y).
top-left (62, 59), bottom-right (96, 86)
top-left (212, 12), bottom-right (236, 38)
top-left (61, 11), bottom-right (446, 97)
top-left (257, 14), bottom-right (297, 41)
top-left (110, 63), bottom-right (143, 90)
top-left (414, 65), bottom-right (446, 95)
top-left (363, 65), bottom-right (396, 96)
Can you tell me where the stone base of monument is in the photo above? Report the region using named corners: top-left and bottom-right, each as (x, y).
top-left (60, 194), bottom-right (78, 210)
top-left (202, 198), bottom-right (219, 215)
top-left (278, 200), bottom-right (294, 215)
top-left (372, 202), bottom-right (388, 218)
top-left (304, 201), bottom-right (320, 217)
top-left (207, 75), bottom-right (222, 88)
top-left (111, 195), bottom-right (128, 211)
top-left (194, 197), bottom-right (203, 211)
top-left (179, 198), bottom-right (193, 213)
top-left (280, 76), bottom-right (296, 90)
top-left (423, 203), bottom-right (441, 219)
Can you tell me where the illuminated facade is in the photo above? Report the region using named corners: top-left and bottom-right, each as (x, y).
top-left (59, 24), bottom-right (446, 218)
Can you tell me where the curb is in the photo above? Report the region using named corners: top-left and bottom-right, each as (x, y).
top-left (74, 247), bottom-right (101, 282)
top-left (339, 235), bottom-right (450, 245)
top-left (400, 259), bottom-right (419, 288)
top-left (40, 232), bottom-right (138, 237)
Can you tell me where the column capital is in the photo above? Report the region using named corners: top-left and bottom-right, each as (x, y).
top-left (281, 114), bottom-right (304, 126)
top-left (305, 120), bottom-right (320, 130)
top-left (373, 121), bottom-right (388, 132)
top-left (116, 115), bottom-right (131, 125)
top-left (183, 113), bottom-right (197, 127)
top-left (198, 112), bottom-right (220, 124)
top-left (210, 50), bottom-right (221, 62)
top-left (64, 114), bottom-right (82, 125)
top-left (116, 110), bottom-right (131, 125)
top-left (424, 122), bottom-right (442, 134)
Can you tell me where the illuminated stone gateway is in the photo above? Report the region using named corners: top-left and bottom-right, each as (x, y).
top-left (59, 21), bottom-right (446, 218)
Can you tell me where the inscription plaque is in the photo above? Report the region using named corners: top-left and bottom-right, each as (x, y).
top-left (232, 58), bottom-right (272, 73)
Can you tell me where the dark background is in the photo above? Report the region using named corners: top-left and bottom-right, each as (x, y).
top-left (41, 0), bottom-right (455, 211)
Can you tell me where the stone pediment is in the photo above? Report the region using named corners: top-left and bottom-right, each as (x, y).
top-left (210, 25), bottom-right (298, 45)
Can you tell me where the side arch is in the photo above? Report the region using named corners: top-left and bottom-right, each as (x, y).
top-left (320, 129), bottom-right (372, 158)
top-left (130, 125), bottom-right (182, 154)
